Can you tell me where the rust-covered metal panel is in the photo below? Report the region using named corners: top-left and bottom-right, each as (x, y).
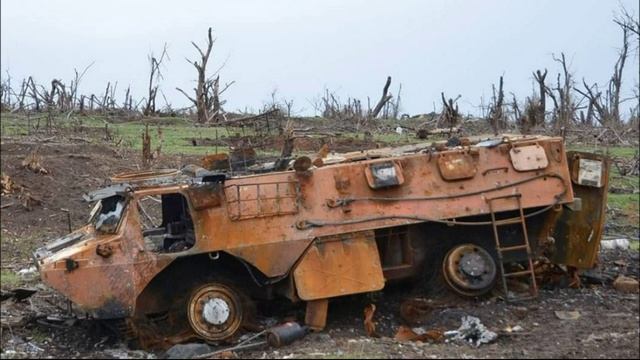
top-left (35, 208), bottom-right (174, 319)
top-left (223, 180), bottom-right (299, 220)
top-left (225, 240), bottom-right (313, 277)
top-left (293, 231), bottom-right (385, 300)
top-left (551, 152), bottom-right (610, 268)
top-left (437, 150), bottom-right (478, 180)
top-left (33, 135), bottom-right (601, 346)
top-left (509, 144), bottom-right (549, 171)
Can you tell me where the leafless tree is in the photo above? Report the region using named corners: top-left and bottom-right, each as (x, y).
top-left (438, 92), bottom-right (461, 132)
top-left (614, 4), bottom-right (640, 43)
top-left (545, 53), bottom-right (578, 131)
top-left (488, 76), bottom-right (506, 135)
top-left (177, 27), bottom-right (215, 123)
top-left (371, 76), bottom-right (393, 118)
top-left (143, 44), bottom-right (169, 116)
top-left (575, 16), bottom-right (632, 126)
top-left (0, 71), bottom-right (12, 110)
top-left (69, 62), bottom-right (95, 109)
top-left (383, 83), bottom-right (402, 119)
top-left (177, 28), bottom-right (234, 123)
top-left (532, 69), bottom-right (548, 124)
top-left (141, 123), bottom-right (163, 168)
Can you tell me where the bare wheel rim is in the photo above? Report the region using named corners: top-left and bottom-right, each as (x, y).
top-left (442, 244), bottom-right (497, 297)
top-left (187, 283), bottom-right (243, 342)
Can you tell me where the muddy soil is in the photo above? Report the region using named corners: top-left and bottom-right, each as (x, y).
top-left (1, 137), bottom-right (638, 359)
top-left (1, 251), bottom-right (638, 359)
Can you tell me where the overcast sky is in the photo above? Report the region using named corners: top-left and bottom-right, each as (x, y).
top-left (1, 0), bottom-right (638, 116)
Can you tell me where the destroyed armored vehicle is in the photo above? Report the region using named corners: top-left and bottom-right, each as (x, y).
top-left (34, 135), bottom-right (609, 347)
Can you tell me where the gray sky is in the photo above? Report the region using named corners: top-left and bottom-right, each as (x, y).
top-left (1, 0), bottom-right (638, 116)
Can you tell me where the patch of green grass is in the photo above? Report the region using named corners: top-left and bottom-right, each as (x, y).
top-left (97, 117), bottom-right (284, 156)
top-left (568, 145), bottom-right (638, 159)
top-left (609, 173), bottom-right (639, 191)
top-left (630, 240), bottom-right (640, 251)
top-left (29, 328), bottom-right (50, 343)
top-left (608, 193), bottom-right (639, 209)
top-left (0, 269), bottom-right (22, 288)
top-left (607, 193), bottom-right (640, 230)
top-left (311, 352), bottom-right (386, 359)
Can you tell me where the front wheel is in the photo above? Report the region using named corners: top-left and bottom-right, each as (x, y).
top-left (187, 283), bottom-right (245, 342)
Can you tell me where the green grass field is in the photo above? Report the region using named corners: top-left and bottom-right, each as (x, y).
top-left (2, 112), bottom-right (638, 223)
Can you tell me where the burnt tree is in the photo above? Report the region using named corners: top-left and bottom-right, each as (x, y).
top-left (143, 44), bottom-right (169, 116)
top-left (531, 69), bottom-right (548, 127)
top-left (371, 76), bottom-right (392, 118)
top-left (177, 28), bottom-right (234, 123)
top-left (439, 92), bottom-right (461, 133)
top-left (545, 53), bottom-right (577, 131)
top-left (177, 27), bottom-right (215, 123)
top-left (488, 76), bottom-right (506, 135)
top-left (575, 23), bottom-right (631, 127)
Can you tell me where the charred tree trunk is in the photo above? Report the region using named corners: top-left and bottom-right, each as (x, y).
top-left (533, 69), bottom-right (548, 126)
top-left (371, 76), bottom-right (392, 118)
top-left (488, 76), bottom-right (505, 135)
top-left (143, 44), bottom-right (168, 116)
top-left (177, 28), bottom-right (214, 124)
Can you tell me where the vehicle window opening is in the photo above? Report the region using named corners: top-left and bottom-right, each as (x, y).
top-left (139, 193), bottom-right (195, 253)
top-left (93, 195), bottom-right (126, 233)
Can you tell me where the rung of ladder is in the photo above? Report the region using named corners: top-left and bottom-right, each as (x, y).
top-left (486, 193), bottom-right (522, 202)
top-left (504, 270), bottom-right (534, 278)
top-left (505, 295), bottom-right (536, 302)
top-left (494, 218), bottom-right (523, 226)
top-left (486, 191), bottom-right (538, 301)
top-left (498, 245), bottom-right (529, 252)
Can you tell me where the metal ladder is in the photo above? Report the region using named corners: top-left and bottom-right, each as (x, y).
top-left (486, 193), bottom-right (538, 302)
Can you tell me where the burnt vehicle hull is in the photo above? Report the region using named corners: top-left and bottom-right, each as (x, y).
top-left (34, 135), bottom-right (609, 348)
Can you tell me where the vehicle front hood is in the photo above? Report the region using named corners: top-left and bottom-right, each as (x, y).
top-left (33, 226), bottom-right (95, 267)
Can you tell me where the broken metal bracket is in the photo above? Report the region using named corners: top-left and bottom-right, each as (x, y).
top-left (563, 197), bottom-right (582, 211)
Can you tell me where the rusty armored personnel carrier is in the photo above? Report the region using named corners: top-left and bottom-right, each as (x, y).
top-left (34, 135), bottom-right (609, 347)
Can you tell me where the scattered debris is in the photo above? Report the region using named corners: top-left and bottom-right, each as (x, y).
top-left (102, 347), bottom-right (156, 359)
top-left (601, 238), bottom-right (631, 250)
top-left (0, 288), bottom-right (37, 302)
top-left (20, 192), bottom-right (42, 211)
top-left (312, 144), bottom-right (330, 167)
top-left (446, 316), bottom-right (497, 347)
top-left (554, 311), bottom-right (581, 320)
top-left (363, 304), bottom-right (378, 337)
top-left (580, 269), bottom-right (612, 285)
top-left (266, 322), bottom-right (309, 347)
top-left (166, 343), bottom-right (214, 359)
top-left (189, 323), bottom-right (308, 359)
top-left (394, 326), bottom-right (444, 343)
top-left (17, 266), bottom-right (37, 277)
top-left (503, 325), bottom-right (524, 334)
top-left (613, 275), bottom-right (639, 293)
top-left (1, 173), bottom-right (16, 194)
top-left (202, 153), bottom-right (231, 171)
top-left (21, 150), bottom-right (49, 175)
top-left (583, 331), bottom-right (637, 343)
top-left (511, 306), bottom-right (528, 320)
top-left (229, 146), bottom-right (257, 171)
top-left (0, 314), bottom-right (27, 329)
top-left (399, 298), bottom-right (446, 325)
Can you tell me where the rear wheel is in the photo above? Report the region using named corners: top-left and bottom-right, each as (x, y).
top-left (424, 239), bottom-right (498, 298)
top-left (187, 283), bottom-right (245, 342)
top-left (441, 244), bottom-right (497, 297)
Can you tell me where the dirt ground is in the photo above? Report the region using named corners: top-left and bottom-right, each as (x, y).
top-left (1, 136), bottom-right (639, 359)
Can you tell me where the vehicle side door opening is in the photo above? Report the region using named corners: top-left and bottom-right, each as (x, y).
top-left (139, 193), bottom-right (196, 253)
